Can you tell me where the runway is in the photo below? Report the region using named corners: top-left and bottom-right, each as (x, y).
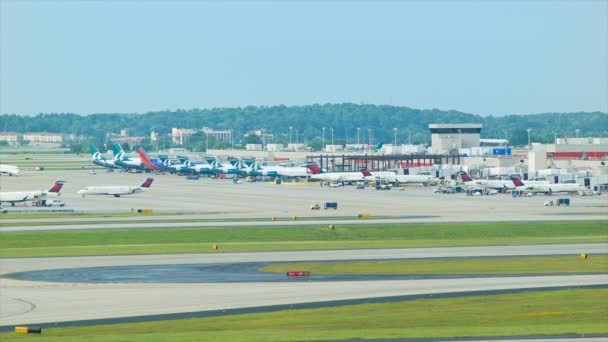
top-left (1, 244), bottom-right (607, 327)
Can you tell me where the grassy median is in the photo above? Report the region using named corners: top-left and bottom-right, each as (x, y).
top-left (1, 221), bottom-right (606, 258)
top-left (260, 255), bottom-right (608, 275)
top-left (1, 288), bottom-right (606, 341)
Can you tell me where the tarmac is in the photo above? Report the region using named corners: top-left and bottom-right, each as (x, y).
top-left (1, 168), bottom-right (607, 335)
top-left (1, 169), bottom-right (607, 222)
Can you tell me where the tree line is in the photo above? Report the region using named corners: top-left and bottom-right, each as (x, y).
top-left (1, 104), bottom-right (606, 152)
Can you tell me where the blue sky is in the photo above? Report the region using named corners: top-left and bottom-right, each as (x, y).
top-left (1, 1), bottom-right (606, 116)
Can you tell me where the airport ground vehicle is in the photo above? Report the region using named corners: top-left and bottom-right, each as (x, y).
top-left (557, 198), bottom-right (570, 206)
top-left (324, 202), bottom-right (338, 210)
top-left (434, 186), bottom-right (455, 194)
top-left (376, 184), bottom-right (390, 190)
top-left (42, 199), bottom-right (65, 207)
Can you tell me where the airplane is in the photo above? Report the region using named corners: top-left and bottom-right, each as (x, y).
top-left (0, 164), bottom-right (20, 176)
top-left (89, 144), bottom-right (120, 169)
top-left (364, 170), bottom-right (440, 185)
top-left (511, 178), bottom-right (587, 195)
top-left (0, 181), bottom-right (65, 206)
top-left (306, 164), bottom-right (360, 182)
top-left (204, 156), bottom-right (243, 175)
top-left (77, 178), bottom-right (154, 197)
top-left (246, 160), bottom-right (311, 178)
top-left (164, 156), bottom-right (197, 174)
top-left (457, 172), bottom-right (530, 191)
top-left (137, 148), bottom-right (173, 172)
top-left (112, 143), bottom-right (147, 171)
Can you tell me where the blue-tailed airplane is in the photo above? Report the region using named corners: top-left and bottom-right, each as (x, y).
top-left (112, 143), bottom-right (147, 171)
top-left (205, 156), bottom-right (243, 175)
top-left (89, 144), bottom-right (120, 169)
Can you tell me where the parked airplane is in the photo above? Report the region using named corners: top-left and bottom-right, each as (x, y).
top-left (165, 156), bottom-right (197, 174)
top-left (0, 181), bottom-right (65, 206)
top-left (458, 172), bottom-right (538, 191)
top-left (0, 164), bottom-right (20, 176)
top-left (112, 143), bottom-right (146, 171)
top-left (137, 148), bottom-right (173, 172)
top-left (306, 164), bottom-right (361, 182)
top-left (204, 157), bottom-right (243, 175)
top-left (512, 178), bottom-right (587, 195)
top-left (89, 144), bottom-right (120, 169)
top-left (77, 178), bottom-right (154, 197)
top-left (244, 160), bottom-right (311, 178)
top-left (364, 170), bottom-right (439, 185)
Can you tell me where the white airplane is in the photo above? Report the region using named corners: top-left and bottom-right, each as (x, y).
top-left (365, 171), bottom-right (440, 185)
top-left (0, 181), bottom-right (65, 206)
top-left (77, 178), bottom-right (154, 198)
top-left (512, 178), bottom-right (587, 195)
top-left (459, 173), bottom-right (548, 191)
top-left (306, 165), bottom-right (394, 183)
top-left (246, 160), bottom-right (311, 178)
top-left (306, 164), bottom-right (364, 182)
top-left (0, 164), bottom-right (20, 176)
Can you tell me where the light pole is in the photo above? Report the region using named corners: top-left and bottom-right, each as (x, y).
top-left (408, 129), bottom-right (411, 145)
top-left (575, 128), bottom-right (580, 141)
top-left (330, 128), bottom-right (334, 145)
top-left (553, 131), bottom-right (558, 145)
top-left (205, 131), bottom-right (209, 152)
top-left (295, 128), bottom-right (299, 146)
top-left (289, 127), bottom-right (293, 145)
top-left (503, 130), bottom-right (508, 146)
top-left (393, 128), bottom-right (397, 146)
top-left (368, 128), bottom-right (372, 145)
top-left (527, 128), bottom-right (531, 150)
top-left (357, 127), bottom-right (360, 145)
top-left (322, 127), bottom-right (326, 151)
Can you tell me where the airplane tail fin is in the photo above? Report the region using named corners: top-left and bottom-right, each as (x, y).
top-left (374, 142), bottom-right (384, 151)
top-left (227, 157), bottom-right (240, 167)
top-left (112, 143), bottom-right (127, 161)
top-left (361, 169), bottom-right (372, 177)
top-left (137, 148), bottom-right (157, 169)
top-left (49, 181), bottom-right (66, 193)
top-left (459, 172), bottom-right (473, 182)
top-left (140, 178), bottom-right (154, 188)
top-left (305, 163), bottom-right (322, 174)
top-left (511, 178), bottom-right (524, 187)
top-left (204, 156), bottom-right (219, 166)
top-left (90, 144), bottom-right (103, 160)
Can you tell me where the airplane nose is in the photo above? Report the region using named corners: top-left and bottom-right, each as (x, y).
top-left (77, 190), bottom-right (84, 194)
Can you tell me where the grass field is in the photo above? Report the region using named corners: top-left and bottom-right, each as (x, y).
top-left (260, 255), bottom-right (608, 275)
top-left (1, 221), bottom-right (606, 258)
top-left (1, 288), bottom-right (606, 341)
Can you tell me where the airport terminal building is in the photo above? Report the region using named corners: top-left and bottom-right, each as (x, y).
top-left (429, 124), bottom-right (482, 154)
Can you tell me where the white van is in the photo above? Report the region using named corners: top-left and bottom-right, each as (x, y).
top-left (45, 199), bottom-right (65, 207)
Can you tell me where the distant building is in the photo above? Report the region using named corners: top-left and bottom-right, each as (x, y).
top-left (266, 143), bottom-right (284, 152)
top-left (23, 132), bottom-right (65, 144)
top-left (243, 129), bottom-right (273, 145)
top-left (0, 132), bottom-right (20, 144)
top-left (202, 127), bottom-right (232, 144)
top-left (429, 124), bottom-right (482, 154)
top-left (171, 128), bottom-right (198, 145)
